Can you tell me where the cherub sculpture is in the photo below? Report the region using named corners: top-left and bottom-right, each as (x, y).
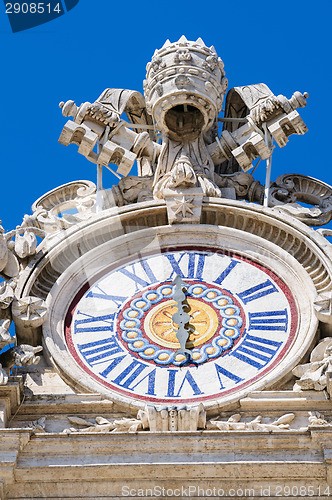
top-left (58, 36), bottom-right (308, 211)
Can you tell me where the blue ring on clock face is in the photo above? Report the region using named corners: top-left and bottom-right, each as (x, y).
top-left (117, 281), bottom-right (245, 366)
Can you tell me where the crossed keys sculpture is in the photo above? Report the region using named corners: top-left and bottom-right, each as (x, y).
top-left (58, 35), bottom-right (309, 220)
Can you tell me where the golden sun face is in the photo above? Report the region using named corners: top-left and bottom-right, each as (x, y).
top-left (144, 298), bottom-right (219, 349)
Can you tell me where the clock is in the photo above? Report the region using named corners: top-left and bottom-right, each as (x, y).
top-left (44, 224), bottom-right (317, 412)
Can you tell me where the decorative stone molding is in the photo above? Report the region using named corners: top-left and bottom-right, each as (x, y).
top-left (269, 174), bottom-right (332, 226)
top-left (145, 403), bottom-right (206, 431)
top-left (207, 412), bottom-right (295, 431)
top-left (314, 291), bottom-right (332, 325)
top-left (0, 344), bottom-right (42, 387)
top-left (41, 222), bottom-right (318, 413)
top-left (11, 199), bottom-right (331, 310)
top-left (0, 319), bottom-right (11, 349)
top-left (64, 404), bottom-right (206, 433)
top-left (12, 296), bottom-right (47, 329)
top-left (0, 280), bottom-right (15, 309)
top-left (65, 414), bottom-right (148, 433)
top-left (293, 337), bottom-right (332, 392)
top-left (308, 411), bottom-right (332, 427)
top-left (26, 180), bottom-right (97, 234)
top-left (164, 188), bottom-right (203, 224)
top-left (58, 35), bottom-right (309, 212)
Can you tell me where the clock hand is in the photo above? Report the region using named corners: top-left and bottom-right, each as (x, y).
top-left (172, 274), bottom-right (192, 357)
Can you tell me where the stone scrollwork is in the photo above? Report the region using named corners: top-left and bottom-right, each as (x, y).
top-left (0, 280), bottom-right (15, 309)
top-left (292, 337), bottom-right (332, 392)
top-left (26, 180), bottom-right (97, 234)
top-left (13, 228), bottom-right (37, 259)
top-left (269, 174), bottom-right (332, 226)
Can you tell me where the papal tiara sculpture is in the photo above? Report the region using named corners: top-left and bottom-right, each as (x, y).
top-left (56, 35), bottom-right (329, 226)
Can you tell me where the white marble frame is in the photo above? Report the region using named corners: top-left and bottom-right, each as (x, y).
top-left (43, 224), bottom-right (318, 414)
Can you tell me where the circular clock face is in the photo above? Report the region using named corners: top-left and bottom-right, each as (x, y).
top-left (65, 248), bottom-right (297, 406)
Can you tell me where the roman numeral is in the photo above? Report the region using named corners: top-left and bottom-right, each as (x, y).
top-left (165, 252), bottom-right (207, 281)
top-left (86, 285), bottom-right (126, 307)
top-left (129, 368), bottom-right (156, 396)
top-left (248, 309), bottom-right (288, 332)
top-left (231, 334), bottom-right (282, 369)
top-left (78, 336), bottom-right (124, 366)
top-left (111, 359), bottom-right (156, 395)
top-left (237, 279), bottom-right (278, 304)
top-left (214, 363), bottom-right (244, 389)
top-left (165, 369), bottom-right (203, 397)
top-left (74, 312), bottom-right (117, 334)
top-left (213, 259), bottom-right (239, 285)
top-left (118, 259), bottom-right (157, 291)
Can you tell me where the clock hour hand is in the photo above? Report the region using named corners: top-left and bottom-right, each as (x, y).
top-left (172, 274), bottom-right (192, 357)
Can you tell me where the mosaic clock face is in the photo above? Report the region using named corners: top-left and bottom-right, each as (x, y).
top-left (64, 248), bottom-right (297, 405)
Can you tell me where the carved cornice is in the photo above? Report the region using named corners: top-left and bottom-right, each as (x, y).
top-left (269, 174), bottom-right (332, 226)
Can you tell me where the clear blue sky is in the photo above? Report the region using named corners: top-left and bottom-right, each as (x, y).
top-left (0, 0), bottom-right (331, 232)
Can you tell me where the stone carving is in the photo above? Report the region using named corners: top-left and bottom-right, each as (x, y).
top-left (145, 404), bottom-right (206, 432)
top-left (293, 337), bottom-right (332, 392)
top-left (165, 190), bottom-right (203, 224)
top-left (308, 411), bottom-right (332, 427)
top-left (65, 404), bottom-right (206, 433)
top-left (269, 174), bottom-right (332, 226)
top-left (207, 413), bottom-right (295, 431)
top-left (317, 228), bottom-right (332, 238)
top-left (214, 171), bottom-right (264, 202)
top-left (25, 180), bottom-right (97, 233)
top-left (0, 344), bottom-right (42, 385)
top-left (14, 229), bottom-right (37, 259)
top-left (314, 291), bottom-right (332, 326)
top-left (58, 36), bottom-right (308, 224)
top-left (0, 319), bottom-right (11, 349)
top-left (66, 413), bottom-right (148, 433)
top-left (0, 280), bottom-right (15, 309)
top-left (0, 225), bottom-right (8, 272)
top-left (0, 364), bottom-right (8, 385)
top-left (12, 296), bottom-right (47, 328)
top-left (10, 344), bottom-right (42, 369)
top-left (25, 417), bottom-right (47, 434)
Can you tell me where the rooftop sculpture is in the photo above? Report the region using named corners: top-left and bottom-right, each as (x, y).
top-left (56, 35), bottom-right (331, 225)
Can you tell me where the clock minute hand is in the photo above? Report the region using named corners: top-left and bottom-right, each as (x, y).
top-left (172, 274), bottom-right (192, 358)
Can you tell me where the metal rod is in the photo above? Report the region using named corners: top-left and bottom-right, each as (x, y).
top-left (96, 144), bottom-right (103, 213)
top-left (121, 120), bottom-right (157, 130)
top-left (104, 163), bottom-right (122, 179)
top-left (263, 123), bottom-right (273, 208)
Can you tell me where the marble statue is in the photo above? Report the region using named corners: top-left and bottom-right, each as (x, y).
top-left (58, 36), bottom-right (314, 221)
